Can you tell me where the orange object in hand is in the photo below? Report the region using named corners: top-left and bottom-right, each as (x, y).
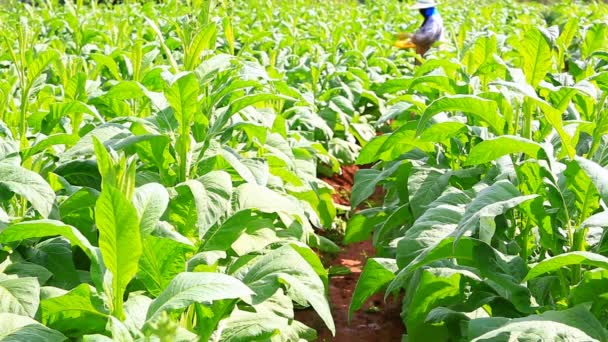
top-left (394, 39), bottom-right (416, 49)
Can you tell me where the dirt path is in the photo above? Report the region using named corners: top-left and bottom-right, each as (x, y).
top-left (296, 166), bottom-right (405, 342)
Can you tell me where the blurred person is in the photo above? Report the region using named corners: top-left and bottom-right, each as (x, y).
top-left (395, 0), bottom-right (443, 60)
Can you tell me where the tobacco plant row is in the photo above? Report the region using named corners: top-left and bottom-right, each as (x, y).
top-left (348, 0), bottom-right (608, 341)
top-left (0, 0), bottom-right (409, 340)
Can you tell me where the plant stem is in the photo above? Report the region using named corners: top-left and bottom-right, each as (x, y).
top-left (572, 227), bottom-right (588, 284)
top-left (522, 98), bottom-right (533, 140)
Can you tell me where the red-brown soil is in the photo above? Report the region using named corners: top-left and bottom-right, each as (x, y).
top-left (320, 164), bottom-right (384, 209)
top-left (297, 165), bottom-right (405, 342)
top-left (295, 239), bottom-right (404, 342)
top-left (321, 165), bottom-right (358, 207)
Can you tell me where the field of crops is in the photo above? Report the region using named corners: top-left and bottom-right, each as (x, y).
top-left (0, 0), bottom-right (608, 341)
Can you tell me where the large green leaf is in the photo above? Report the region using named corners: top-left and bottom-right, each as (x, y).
top-left (464, 34), bottom-right (498, 76)
top-left (234, 183), bottom-right (309, 233)
top-left (168, 171), bottom-right (232, 238)
top-left (146, 272), bottom-right (253, 321)
top-left (0, 313), bottom-right (66, 342)
top-left (164, 72), bottom-right (199, 130)
top-left (238, 245), bottom-right (335, 335)
top-left (0, 220), bottom-right (101, 279)
top-left (582, 23), bottom-right (608, 59)
top-left (407, 167), bottom-right (452, 219)
top-left (364, 123), bottom-right (434, 162)
top-left (468, 305), bottom-right (608, 342)
top-left (0, 276), bottom-right (40, 317)
top-left (561, 160), bottom-right (601, 227)
top-left (218, 308), bottom-right (316, 342)
top-left (62, 124), bottom-right (131, 160)
top-left (133, 183), bottom-right (169, 235)
top-left (417, 95), bottom-right (505, 135)
top-left (465, 136), bottom-right (545, 166)
top-left (517, 28), bottom-right (553, 88)
top-left (349, 258), bottom-right (397, 320)
top-left (2, 262), bottom-right (52, 285)
top-left (344, 208), bottom-right (387, 244)
top-left (575, 156), bottom-right (608, 205)
top-left (40, 284), bottom-right (108, 338)
top-left (350, 162), bottom-right (400, 209)
top-left (525, 252), bottom-right (608, 281)
top-left (407, 267), bottom-right (481, 341)
top-left (202, 210), bottom-right (271, 252)
top-left (570, 269), bottom-right (608, 308)
top-left (27, 49), bottom-right (59, 83)
top-left (137, 235), bottom-right (192, 297)
top-left (0, 162), bottom-right (55, 217)
top-left (95, 185), bottom-right (142, 319)
top-left (29, 238), bottom-right (80, 289)
top-left (455, 180), bottom-right (538, 244)
top-left (397, 189), bottom-right (468, 266)
top-left (389, 237), bottom-right (531, 313)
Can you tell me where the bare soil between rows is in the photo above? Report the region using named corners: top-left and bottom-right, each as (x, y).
top-left (295, 165), bottom-right (405, 342)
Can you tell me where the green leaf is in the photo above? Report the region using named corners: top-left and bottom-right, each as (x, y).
top-left (367, 123), bottom-right (434, 162)
top-left (40, 284), bottom-right (108, 337)
top-left (397, 189), bottom-right (467, 266)
top-left (62, 123), bottom-right (131, 160)
top-left (456, 180), bottom-right (538, 244)
top-left (184, 24), bottom-right (217, 70)
top-left (106, 316), bottom-right (133, 342)
top-left (407, 267), bottom-right (481, 341)
top-left (582, 23), bottom-right (608, 59)
top-left (146, 272), bottom-right (253, 321)
top-left (0, 276), bottom-right (40, 317)
top-left (575, 156), bottom-right (608, 205)
top-left (133, 183), bottom-right (169, 235)
top-left (582, 211), bottom-right (608, 228)
top-left (351, 162), bottom-right (401, 209)
top-left (209, 93), bottom-right (295, 137)
top-left (137, 235), bottom-right (192, 297)
top-left (356, 135), bottom-right (388, 164)
top-left (91, 54), bottom-right (122, 81)
top-left (418, 122), bottom-right (468, 143)
top-left (165, 72), bottom-right (199, 130)
top-left (234, 183), bottom-right (309, 233)
top-left (465, 136), bottom-right (545, 166)
top-left (3, 262), bottom-right (52, 285)
top-left (417, 95), bottom-right (505, 135)
top-left (30, 238), bottom-right (80, 289)
top-left (349, 258), bottom-right (397, 320)
top-left (570, 269), bottom-right (608, 307)
top-left (517, 28), bottom-right (553, 88)
top-left (344, 208), bottom-right (386, 244)
top-left (21, 133), bottom-right (80, 160)
top-left (27, 49), bottom-right (59, 83)
top-left (169, 171), bottom-right (232, 238)
top-left (408, 167), bottom-right (452, 219)
top-left (389, 237), bottom-right (531, 312)
top-left (525, 252), bottom-right (608, 281)
top-left (0, 313), bottom-right (66, 342)
top-left (562, 160), bottom-right (601, 226)
top-left (239, 245), bottom-right (335, 335)
top-left (464, 34), bottom-right (498, 75)
top-left (95, 185), bottom-right (142, 319)
top-left (0, 220), bottom-right (100, 278)
top-left (123, 294), bottom-right (152, 331)
top-left (218, 308), bottom-right (316, 342)
top-left (468, 305), bottom-right (608, 342)
top-left (202, 210), bottom-right (271, 252)
top-left (0, 162), bottom-right (55, 217)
